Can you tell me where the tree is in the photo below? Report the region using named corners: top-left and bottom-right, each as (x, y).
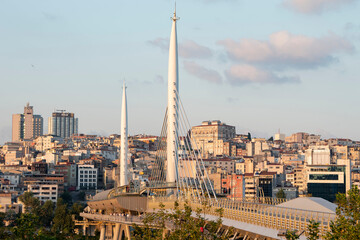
top-left (52, 199), bottom-right (74, 234)
top-left (268, 137), bottom-right (274, 142)
top-left (18, 192), bottom-right (40, 214)
top-left (325, 185), bottom-right (360, 240)
top-left (276, 188), bottom-right (286, 199)
top-left (247, 132), bottom-right (252, 141)
top-left (78, 191), bottom-right (86, 201)
top-left (307, 220), bottom-right (320, 240)
top-left (133, 201), bottom-right (232, 240)
top-left (71, 202), bottom-right (85, 221)
top-left (60, 191), bottom-right (72, 205)
top-left (38, 200), bottom-right (55, 227)
top-left (11, 213), bottom-right (40, 239)
top-left (285, 230), bottom-right (300, 240)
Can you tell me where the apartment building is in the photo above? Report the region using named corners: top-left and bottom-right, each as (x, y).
top-left (28, 182), bottom-right (58, 203)
top-left (77, 165), bottom-right (98, 190)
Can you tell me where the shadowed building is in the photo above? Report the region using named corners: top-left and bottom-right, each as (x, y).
top-left (12, 103), bottom-right (43, 142)
top-left (48, 110), bottom-right (78, 138)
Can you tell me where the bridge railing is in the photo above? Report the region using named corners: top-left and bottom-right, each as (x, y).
top-left (149, 196), bottom-right (336, 236)
top-left (80, 213), bottom-right (143, 224)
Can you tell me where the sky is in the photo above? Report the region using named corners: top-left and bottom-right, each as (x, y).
top-left (1, 0), bottom-right (360, 144)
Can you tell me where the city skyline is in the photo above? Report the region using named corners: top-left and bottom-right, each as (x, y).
top-left (1, 0), bottom-right (360, 144)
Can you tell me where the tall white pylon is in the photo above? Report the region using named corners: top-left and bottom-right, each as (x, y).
top-left (120, 83), bottom-right (129, 187)
top-left (166, 9), bottom-right (179, 184)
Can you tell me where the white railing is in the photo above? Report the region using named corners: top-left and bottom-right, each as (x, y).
top-left (149, 197), bottom-right (336, 236)
top-left (80, 213), bottom-right (143, 224)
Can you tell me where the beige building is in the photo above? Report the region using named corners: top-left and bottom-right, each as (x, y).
top-left (191, 120), bottom-right (235, 158)
top-left (35, 135), bottom-right (63, 152)
top-left (285, 132), bottom-right (307, 143)
top-left (12, 103), bottom-right (43, 142)
top-left (246, 138), bottom-right (270, 157)
top-left (235, 157), bottom-right (254, 174)
top-left (293, 166), bottom-right (307, 194)
top-left (349, 147), bottom-right (360, 166)
top-left (244, 173), bottom-right (256, 200)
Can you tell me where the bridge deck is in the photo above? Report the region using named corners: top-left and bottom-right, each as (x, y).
top-left (86, 194), bottom-right (335, 239)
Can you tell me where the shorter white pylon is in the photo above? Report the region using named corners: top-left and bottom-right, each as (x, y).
top-left (120, 83), bottom-right (129, 187)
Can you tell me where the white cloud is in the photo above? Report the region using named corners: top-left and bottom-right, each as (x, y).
top-left (179, 40), bottom-right (213, 59)
top-left (183, 61), bottom-right (222, 84)
top-left (218, 31), bottom-right (353, 69)
top-left (283, 0), bottom-right (356, 14)
top-left (225, 64), bottom-right (300, 85)
top-left (148, 37), bottom-right (169, 52)
top-left (148, 38), bottom-right (213, 59)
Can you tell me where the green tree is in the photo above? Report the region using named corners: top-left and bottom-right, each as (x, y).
top-left (60, 191), bottom-right (72, 205)
top-left (285, 230), bottom-right (300, 240)
top-left (52, 199), bottom-right (74, 234)
top-left (11, 213), bottom-right (40, 239)
top-left (78, 191), bottom-right (86, 201)
top-left (276, 188), bottom-right (286, 199)
top-left (307, 220), bottom-right (320, 240)
top-left (133, 201), bottom-right (231, 240)
top-left (71, 202), bottom-right (85, 221)
top-left (0, 212), bottom-right (5, 227)
top-left (325, 185), bottom-right (360, 240)
top-left (18, 192), bottom-right (41, 214)
top-left (247, 132), bottom-right (252, 141)
top-left (38, 200), bottom-right (55, 227)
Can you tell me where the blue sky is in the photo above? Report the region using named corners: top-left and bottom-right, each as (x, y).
top-left (1, 0), bottom-right (360, 144)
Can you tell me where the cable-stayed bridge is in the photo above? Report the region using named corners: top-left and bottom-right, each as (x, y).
top-left (76, 10), bottom-right (336, 240)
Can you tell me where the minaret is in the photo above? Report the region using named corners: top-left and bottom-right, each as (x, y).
top-left (120, 83), bottom-right (129, 187)
top-left (166, 9), bottom-right (180, 184)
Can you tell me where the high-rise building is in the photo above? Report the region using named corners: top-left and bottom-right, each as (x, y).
top-left (48, 111), bottom-right (78, 138)
top-left (12, 103), bottom-right (43, 142)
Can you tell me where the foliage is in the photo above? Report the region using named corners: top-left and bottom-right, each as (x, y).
top-left (133, 200), bottom-right (232, 240)
top-left (307, 220), bottom-right (320, 240)
top-left (71, 202), bottom-right (85, 220)
top-left (325, 185), bottom-right (360, 240)
top-left (247, 132), bottom-right (252, 141)
top-left (285, 230), bottom-right (300, 240)
top-left (60, 191), bottom-right (72, 205)
top-left (11, 213), bottom-right (40, 239)
top-left (51, 198), bottom-right (74, 234)
top-left (276, 188), bottom-right (286, 199)
top-left (78, 191), bottom-right (86, 201)
top-left (0, 212), bottom-right (6, 227)
top-left (38, 200), bottom-right (55, 227)
top-left (18, 192), bottom-right (41, 214)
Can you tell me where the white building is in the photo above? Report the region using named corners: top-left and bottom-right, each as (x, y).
top-left (28, 183), bottom-right (58, 203)
top-left (77, 165), bottom-right (98, 190)
top-left (305, 145), bottom-right (331, 165)
top-left (0, 173), bottom-right (21, 185)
